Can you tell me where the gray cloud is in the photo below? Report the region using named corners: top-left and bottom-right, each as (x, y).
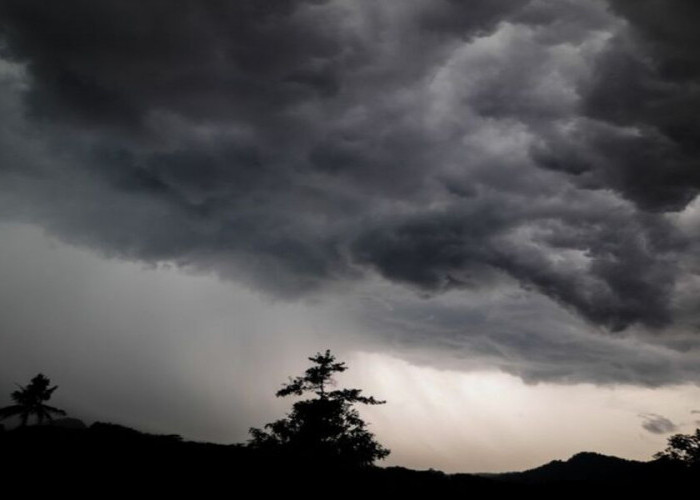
top-left (535, 0), bottom-right (700, 211)
top-left (0, 0), bottom-right (698, 385)
top-left (347, 280), bottom-right (700, 386)
top-left (640, 413), bottom-right (678, 435)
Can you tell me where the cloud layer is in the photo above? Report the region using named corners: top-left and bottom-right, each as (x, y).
top-left (640, 413), bottom-right (677, 435)
top-left (0, 0), bottom-right (698, 384)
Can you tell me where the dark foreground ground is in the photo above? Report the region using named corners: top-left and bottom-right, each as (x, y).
top-left (1, 423), bottom-right (696, 496)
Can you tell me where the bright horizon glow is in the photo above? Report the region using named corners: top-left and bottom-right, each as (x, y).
top-left (347, 352), bottom-right (700, 473)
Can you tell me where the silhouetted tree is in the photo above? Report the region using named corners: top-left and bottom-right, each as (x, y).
top-left (0, 374), bottom-right (66, 426)
top-left (248, 350), bottom-right (390, 467)
top-left (654, 428), bottom-right (700, 466)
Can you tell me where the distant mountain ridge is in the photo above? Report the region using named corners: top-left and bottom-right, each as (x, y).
top-left (496, 452), bottom-right (649, 483)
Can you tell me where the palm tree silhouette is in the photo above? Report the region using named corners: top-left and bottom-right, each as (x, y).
top-left (0, 374), bottom-right (66, 426)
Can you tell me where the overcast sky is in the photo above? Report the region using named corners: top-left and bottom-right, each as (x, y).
top-left (0, 0), bottom-right (699, 473)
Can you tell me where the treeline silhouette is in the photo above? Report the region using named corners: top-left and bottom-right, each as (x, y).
top-left (2, 421), bottom-right (697, 496)
top-left (1, 353), bottom-right (699, 495)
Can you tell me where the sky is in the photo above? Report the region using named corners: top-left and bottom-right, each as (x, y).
top-left (0, 0), bottom-right (699, 473)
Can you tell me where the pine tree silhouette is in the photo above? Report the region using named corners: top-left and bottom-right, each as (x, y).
top-left (248, 350), bottom-right (390, 466)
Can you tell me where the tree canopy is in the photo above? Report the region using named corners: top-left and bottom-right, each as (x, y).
top-left (654, 428), bottom-right (700, 467)
top-left (0, 373), bottom-right (66, 426)
top-left (248, 350), bottom-right (390, 467)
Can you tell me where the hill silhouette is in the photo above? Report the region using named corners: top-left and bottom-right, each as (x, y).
top-left (1, 423), bottom-right (696, 495)
top-left (497, 452), bottom-right (655, 483)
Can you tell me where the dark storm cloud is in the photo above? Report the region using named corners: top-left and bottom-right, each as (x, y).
top-left (0, 0), bottom-right (698, 384)
top-left (536, 0), bottom-right (700, 211)
top-left (352, 201), bottom-right (682, 331)
top-left (640, 413), bottom-right (677, 435)
top-left (350, 282), bottom-right (700, 386)
top-left (0, 0), bottom-right (347, 130)
top-left (419, 0), bottom-right (529, 35)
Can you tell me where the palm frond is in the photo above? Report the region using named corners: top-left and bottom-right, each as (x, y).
top-left (42, 405), bottom-right (67, 416)
top-left (0, 405), bottom-right (24, 420)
